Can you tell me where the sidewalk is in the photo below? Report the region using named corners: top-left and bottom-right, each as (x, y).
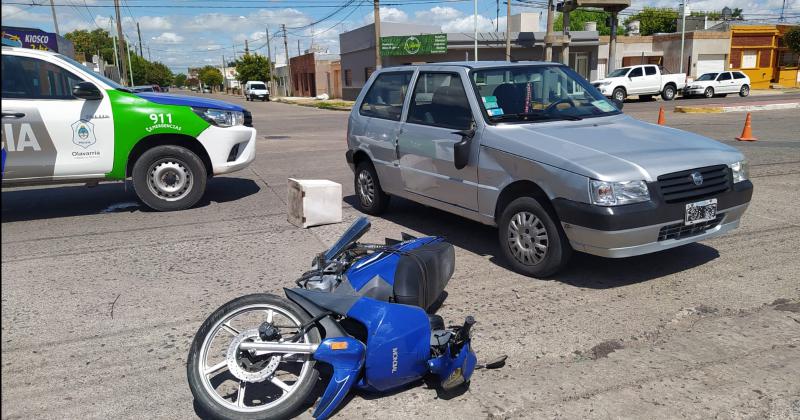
top-left (273, 96), bottom-right (354, 111)
top-left (674, 98), bottom-right (800, 113)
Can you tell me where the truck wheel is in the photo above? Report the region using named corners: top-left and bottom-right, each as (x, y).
top-left (704, 87), bottom-right (714, 98)
top-left (661, 85), bottom-right (676, 101)
top-left (739, 84), bottom-right (750, 97)
top-left (498, 197), bottom-right (572, 278)
top-left (354, 161), bottom-right (390, 215)
top-left (612, 87), bottom-right (626, 103)
top-left (132, 145), bottom-right (207, 212)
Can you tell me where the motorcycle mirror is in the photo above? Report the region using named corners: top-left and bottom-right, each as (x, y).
top-left (476, 355), bottom-right (508, 370)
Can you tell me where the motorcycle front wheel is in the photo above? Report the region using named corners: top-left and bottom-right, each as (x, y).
top-left (187, 294), bottom-right (320, 419)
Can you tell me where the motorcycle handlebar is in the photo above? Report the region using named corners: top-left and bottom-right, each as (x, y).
top-left (455, 316), bottom-right (475, 342)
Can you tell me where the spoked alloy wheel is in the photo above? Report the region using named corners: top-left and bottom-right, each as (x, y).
top-left (507, 211), bottom-right (549, 265)
top-left (739, 85), bottom-right (750, 97)
top-left (704, 87), bottom-right (714, 98)
top-left (353, 161), bottom-right (389, 215)
top-left (188, 294), bottom-right (320, 419)
top-left (357, 169), bottom-right (375, 208)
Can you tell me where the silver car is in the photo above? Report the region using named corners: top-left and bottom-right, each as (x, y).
top-left (345, 62), bottom-right (753, 277)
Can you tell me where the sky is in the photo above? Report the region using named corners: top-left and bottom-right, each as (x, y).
top-left (2, 0), bottom-right (798, 74)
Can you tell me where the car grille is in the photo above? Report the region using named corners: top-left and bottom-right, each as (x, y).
top-left (243, 109), bottom-right (253, 127)
top-left (657, 214), bottom-right (724, 241)
top-left (657, 165), bottom-right (730, 204)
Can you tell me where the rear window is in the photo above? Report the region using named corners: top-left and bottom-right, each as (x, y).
top-left (733, 72), bottom-right (747, 79)
top-left (359, 71), bottom-right (413, 121)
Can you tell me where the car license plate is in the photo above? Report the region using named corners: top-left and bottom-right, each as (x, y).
top-left (685, 198), bottom-right (717, 225)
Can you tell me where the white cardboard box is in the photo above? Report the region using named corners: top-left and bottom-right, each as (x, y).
top-left (287, 178), bottom-right (342, 228)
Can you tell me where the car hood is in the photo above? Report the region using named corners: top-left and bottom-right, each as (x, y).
top-left (135, 92), bottom-right (244, 111)
top-left (591, 76), bottom-right (626, 85)
top-left (484, 114), bottom-right (743, 181)
top-left (688, 80), bottom-right (715, 87)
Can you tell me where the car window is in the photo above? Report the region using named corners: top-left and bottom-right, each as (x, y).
top-left (359, 71), bottom-right (413, 121)
top-left (407, 72), bottom-right (472, 130)
top-left (718, 72), bottom-right (732, 81)
top-left (733, 72), bottom-right (747, 79)
top-left (249, 84), bottom-right (266, 90)
top-left (645, 66), bottom-right (657, 76)
top-left (697, 73), bottom-right (717, 81)
top-left (629, 67), bottom-right (643, 77)
top-left (2, 54), bottom-right (84, 99)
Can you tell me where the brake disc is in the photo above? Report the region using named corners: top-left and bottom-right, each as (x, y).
top-left (226, 329), bottom-right (281, 383)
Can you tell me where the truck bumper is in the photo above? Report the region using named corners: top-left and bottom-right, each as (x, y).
top-left (553, 181), bottom-right (753, 258)
top-left (196, 125), bottom-right (256, 175)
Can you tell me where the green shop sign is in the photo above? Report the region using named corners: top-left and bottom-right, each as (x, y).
top-left (379, 34), bottom-right (447, 56)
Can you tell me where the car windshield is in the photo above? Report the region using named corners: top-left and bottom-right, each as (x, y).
top-left (55, 53), bottom-right (129, 91)
top-left (471, 65), bottom-right (621, 123)
top-left (606, 68), bottom-right (629, 78)
top-left (250, 84), bottom-right (266, 90)
top-left (697, 73), bottom-right (718, 81)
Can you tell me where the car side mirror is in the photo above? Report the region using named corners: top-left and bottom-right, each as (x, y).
top-left (611, 97), bottom-right (624, 110)
top-left (452, 126), bottom-right (476, 170)
top-left (72, 82), bottom-right (103, 100)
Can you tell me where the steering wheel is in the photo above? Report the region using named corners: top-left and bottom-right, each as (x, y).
top-left (544, 98), bottom-right (577, 113)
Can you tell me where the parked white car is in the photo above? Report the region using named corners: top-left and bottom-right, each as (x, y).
top-left (591, 64), bottom-right (687, 102)
top-left (684, 71), bottom-right (751, 98)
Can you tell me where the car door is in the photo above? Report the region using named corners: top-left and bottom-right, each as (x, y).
top-left (627, 67), bottom-right (645, 94)
top-left (396, 70), bottom-right (478, 210)
top-left (1, 53), bottom-right (114, 181)
top-left (643, 65), bottom-right (660, 92)
top-left (715, 72), bottom-right (732, 93)
top-left (354, 70), bottom-right (414, 194)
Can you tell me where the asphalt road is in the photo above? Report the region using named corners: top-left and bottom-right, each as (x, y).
top-left (2, 91), bottom-right (799, 419)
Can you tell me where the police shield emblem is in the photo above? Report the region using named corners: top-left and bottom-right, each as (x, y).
top-left (71, 120), bottom-right (97, 148)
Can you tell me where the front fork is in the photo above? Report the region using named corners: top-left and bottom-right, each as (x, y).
top-left (428, 316), bottom-right (478, 390)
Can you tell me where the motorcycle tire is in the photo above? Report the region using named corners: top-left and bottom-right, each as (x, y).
top-left (187, 294), bottom-right (320, 420)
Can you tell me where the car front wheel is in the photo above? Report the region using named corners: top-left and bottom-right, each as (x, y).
top-left (132, 145), bottom-right (207, 211)
top-left (612, 87), bottom-right (626, 103)
top-left (498, 197), bottom-right (572, 278)
top-left (704, 87), bottom-right (715, 98)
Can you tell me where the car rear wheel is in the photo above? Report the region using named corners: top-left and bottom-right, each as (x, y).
top-left (739, 84), bottom-right (750, 97)
top-left (498, 197), bottom-right (572, 278)
top-left (354, 161), bottom-right (390, 215)
top-left (704, 87), bottom-right (714, 98)
top-left (661, 85), bottom-right (676, 101)
top-left (132, 145), bottom-right (207, 211)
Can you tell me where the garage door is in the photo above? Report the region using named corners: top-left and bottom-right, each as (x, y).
top-left (696, 54), bottom-right (726, 78)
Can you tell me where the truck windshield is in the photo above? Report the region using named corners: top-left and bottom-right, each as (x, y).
top-left (250, 84), bottom-right (267, 90)
top-left (471, 65), bottom-right (620, 123)
top-left (606, 68), bottom-right (630, 78)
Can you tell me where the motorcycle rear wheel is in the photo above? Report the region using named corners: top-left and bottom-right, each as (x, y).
top-left (187, 294), bottom-right (320, 419)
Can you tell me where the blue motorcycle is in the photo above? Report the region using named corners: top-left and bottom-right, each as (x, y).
top-left (187, 217), bottom-right (484, 419)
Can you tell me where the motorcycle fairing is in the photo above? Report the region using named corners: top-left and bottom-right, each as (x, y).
top-left (345, 297), bottom-right (431, 392)
top-left (427, 340), bottom-right (478, 390)
top-left (311, 337), bottom-right (366, 420)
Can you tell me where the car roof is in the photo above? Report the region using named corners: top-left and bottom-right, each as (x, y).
top-left (2, 46), bottom-right (60, 57)
top-left (378, 60), bottom-right (562, 71)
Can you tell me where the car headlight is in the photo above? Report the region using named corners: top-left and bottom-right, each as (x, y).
top-left (728, 160), bottom-right (749, 183)
top-left (589, 180), bottom-right (650, 206)
top-left (192, 107), bottom-right (244, 127)
top-left (601, 81), bottom-right (612, 86)
top-left (691, 84), bottom-right (701, 89)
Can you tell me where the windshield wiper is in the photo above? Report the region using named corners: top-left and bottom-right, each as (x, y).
top-left (489, 113), bottom-right (583, 122)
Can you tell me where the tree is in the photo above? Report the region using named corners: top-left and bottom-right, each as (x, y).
top-left (623, 7), bottom-right (679, 35)
top-left (234, 53), bottom-right (272, 84)
top-left (174, 73), bottom-right (188, 87)
top-left (64, 28), bottom-right (116, 64)
top-left (199, 66), bottom-right (223, 90)
top-left (785, 27), bottom-right (800, 55)
top-left (554, 9), bottom-right (624, 36)
top-left (148, 62), bottom-right (174, 87)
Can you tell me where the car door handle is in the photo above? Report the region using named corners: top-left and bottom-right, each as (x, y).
top-left (2, 112), bottom-right (25, 119)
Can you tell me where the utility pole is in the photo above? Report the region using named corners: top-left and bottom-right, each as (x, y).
top-left (780, 0), bottom-right (787, 22)
top-left (147, 46), bottom-right (151, 61)
top-left (679, 0), bottom-right (688, 74)
top-left (608, 12), bottom-right (618, 72)
top-left (473, 0), bottom-right (478, 61)
top-left (297, 39), bottom-right (301, 56)
top-left (232, 44), bottom-right (238, 61)
top-left (505, 0), bottom-right (511, 61)
top-left (373, 0), bottom-right (382, 70)
top-left (49, 0), bottom-right (60, 35)
top-left (245, 39), bottom-right (250, 55)
top-left (126, 39), bottom-right (134, 86)
top-left (496, 0), bottom-right (499, 32)
top-left (282, 24), bottom-right (292, 96)
top-left (544, 0), bottom-right (555, 62)
top-left (562, 9), bottom-right (570, 65)
top-left (113, 0), bottom-right (129, 85)
top-left (137, 22), bottom-right (143, 57)
top-left (266, 26), bottom-right (275, 97)
top-left (222, 54), bottom-right (226, 93)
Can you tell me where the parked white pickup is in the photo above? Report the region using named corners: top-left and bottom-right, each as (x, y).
top-left (591, 65), bottom-right (687, 102)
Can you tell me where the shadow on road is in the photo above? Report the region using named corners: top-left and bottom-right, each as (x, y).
top-left (1, 177), bottom-right (260, 223)
top-left (345, 195), bottom-right (720, 289)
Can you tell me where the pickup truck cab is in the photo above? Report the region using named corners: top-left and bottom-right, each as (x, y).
top-left (346, 62), bottom-right (752, 277)
top-left (591, 64), bottom-right (686, 102)
top-left (1, 47), bottom-right (256, 211)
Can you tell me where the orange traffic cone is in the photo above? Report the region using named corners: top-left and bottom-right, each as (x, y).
top-left (736, 112), bottom-right (758, 141)
top-left (657, 106), bottom-right (666, 125)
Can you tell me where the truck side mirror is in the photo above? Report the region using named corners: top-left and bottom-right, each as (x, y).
top-left (452, 125), bottom-right (476, 170)
top-left (72, 82), bottom-right (103, 100)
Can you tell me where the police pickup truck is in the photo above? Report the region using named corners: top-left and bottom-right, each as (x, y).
top-left (1, 47), bottom-right (256, 211)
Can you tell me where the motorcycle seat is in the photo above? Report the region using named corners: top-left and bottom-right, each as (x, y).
top-left (393, 241), bottom-right (455, 312)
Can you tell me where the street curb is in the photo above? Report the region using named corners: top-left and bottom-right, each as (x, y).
top-left (674, 102), bottom-right (800, 113)
top-left (274, 98), bottom-right (353, 112)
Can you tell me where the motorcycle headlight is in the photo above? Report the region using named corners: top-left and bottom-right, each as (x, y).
top-left (589, 179), bottom-right (650, 206)
top-left (728, 160), bottom-right (749, 183)
top-left (192, 107), bottom-right (244, 127)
